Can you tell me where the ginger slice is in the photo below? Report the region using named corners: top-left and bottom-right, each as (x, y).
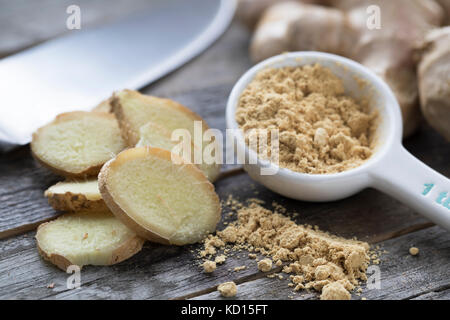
top-left (45, 179), bottom-right (108, 212)
top-left (136, 122), bottom-right (220, 182)
top-left (36, 211), bottom-right (144, 271)
top-left (31, 111), bottom-right (125, 178)
top-left (99, 147), bottom-right (221, 245)
top-left (111, 90), bottom-right (221, 182)
top-left (112, 89), bottom-right (207, 146)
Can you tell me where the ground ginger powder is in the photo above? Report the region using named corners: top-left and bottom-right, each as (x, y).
top-left (218, 281), bottom-right (238, 297)
top-left (201, 202), bottom-right (371, 300)
top-left (236, 64), bottom-right (378, 174)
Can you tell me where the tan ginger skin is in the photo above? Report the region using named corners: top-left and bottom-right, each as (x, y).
top-left (418, 27), bottom-right (450, 141)
top-left (239, 0), bottom-right (448, 138)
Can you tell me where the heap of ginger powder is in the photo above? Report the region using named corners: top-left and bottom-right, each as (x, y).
top-left (236, 64), bottom-right (378, 174)
top-left (200, 201), bottom-right (371, 300)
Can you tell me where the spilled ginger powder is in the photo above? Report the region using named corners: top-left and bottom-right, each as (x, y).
top-left (201, 201), bottom-right (371, 300)
top-left (202, 260), bottom-right (216, 273)
top-left (218, 281), bottom-right (237, 297)
top-left (257, 258), bottom-right (273, 272)
top-left (236, 64), bottom-right (378, 174)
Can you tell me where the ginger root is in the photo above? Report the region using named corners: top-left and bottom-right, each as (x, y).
top-left (250, 2), bottom-right (354, 63)
top-left (436, 0), bottom-right (450, 23)
top-left (418, 27), bottom-right (450, 141)
top-left (242, 0), bottom-right (446, 137)
top-left (237, 0), bottom-right (317, 29)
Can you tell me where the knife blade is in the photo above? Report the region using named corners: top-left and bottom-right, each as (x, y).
top-left (0, 0), bottom-right (236, 147)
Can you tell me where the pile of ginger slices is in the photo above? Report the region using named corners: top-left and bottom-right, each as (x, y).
top-left (32, 89), bottom-right (222, 271)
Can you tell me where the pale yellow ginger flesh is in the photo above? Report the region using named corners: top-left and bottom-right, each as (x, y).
top-left (92, 97), bottom-right (113, 113)
top-left (99, 147), bottom-right (221, 245)
top-left (136, 122), bottom-right (176, 150)
top-left (31, 111), bottom-right (125, 177)
top-left (113, 90), bottom-right (221, 181)
top-left (113, 89), bottom-right (209, 146)
top-left (45, 180), bottom-right (101, 201)
top-left (44, 179), bottom-right (107, 212)
top-left (136, 122), bottom-right (218, 181)
top-left (36, 211), bottom-right (144, 270)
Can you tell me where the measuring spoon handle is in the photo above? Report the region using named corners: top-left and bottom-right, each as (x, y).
top-left (370, 145), bottom-right (450, 231)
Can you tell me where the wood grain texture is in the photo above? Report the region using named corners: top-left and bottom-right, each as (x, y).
top-left (192, 226), bottom-right (450, 300)
top-left (411, 289), bottom-right (450, 300)
top-left (0, 146), bottom-right (61, 238)
top-left (0, 0), bottom-right (449, 299)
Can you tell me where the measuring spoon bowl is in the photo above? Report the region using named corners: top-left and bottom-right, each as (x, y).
top-left (226, 52), bottom-right (450, 230)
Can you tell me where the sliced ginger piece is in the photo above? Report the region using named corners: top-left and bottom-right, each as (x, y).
top-left (136, 121), bottom-right (176, 150)
top-left (136, 122), bottom-right (220, 182)
top-left (112, 89), bottom-right (208, 146)
top-left (36, 211), bottom-right (144, 271)
top-left (45, 179), bottom-right (108, 212)
top-left (31, 111), bottom-right (126, 178)
top-left (92, 97), bottom-right (113, 113)
top-left (99, 147), bottom-right (221, 245)
top-left (111, 90), bottom-right (221, 181)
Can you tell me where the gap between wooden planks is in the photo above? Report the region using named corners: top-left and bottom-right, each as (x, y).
top-left (1, 221), bottom-right (444, 300)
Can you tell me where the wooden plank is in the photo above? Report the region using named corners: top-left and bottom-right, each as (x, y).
top-left (0, 146), bottom-right (61, 239)
top-left (192, 226), bottom-right (450, 300)
top-left (0, 169), bottom-right (445, 300)
top-left (0, 232), bottom-right (265, 300)
top-left (411, 288), bottom-right (450, 300)
top-left (191, 276), bottom-right (315, 300)
top-left (361, 226), bottom-right (450, 300)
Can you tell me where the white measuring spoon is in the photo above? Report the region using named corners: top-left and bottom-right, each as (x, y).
top-left (226, 52), bottom-right (450, 231)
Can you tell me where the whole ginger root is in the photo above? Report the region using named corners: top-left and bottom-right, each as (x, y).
top-left (436, 0), bottom-right (450, 23)
top-left (241, 0), bottom-right (447, 137)
top-left (236, 0), bottom-right (320, 29)
top-left (418, 27), bottom-right (450, 141)
top-left (336, 0), bottom-right (444, 137)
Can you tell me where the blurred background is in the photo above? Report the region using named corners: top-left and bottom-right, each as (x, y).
top-left (0, 0), bottom-right (165, 58)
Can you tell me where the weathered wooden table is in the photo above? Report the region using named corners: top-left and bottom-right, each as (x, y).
top-left (1, 1), bottom-right (449, 300)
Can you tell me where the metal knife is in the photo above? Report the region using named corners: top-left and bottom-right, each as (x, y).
top-left (0, 0), bottom-right (236, 148)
